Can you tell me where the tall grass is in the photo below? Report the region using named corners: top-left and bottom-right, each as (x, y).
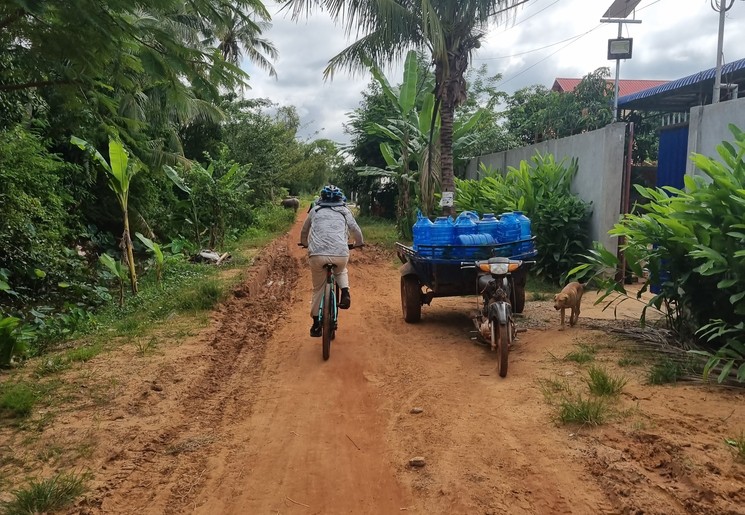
top-left (356, 216), bottom-right (399, 247)
top-left (1, 473), bottom-right (86, 515)
top-left (557, 395), bottom-right (608, 425)
top-left (586, 366), bottom-right (628, 396)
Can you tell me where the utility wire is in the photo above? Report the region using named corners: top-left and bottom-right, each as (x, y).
top-left (491, 0), bottom-right (668, 87)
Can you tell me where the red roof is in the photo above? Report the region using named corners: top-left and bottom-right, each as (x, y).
top-left (551, 78), bottom-right (670, 97)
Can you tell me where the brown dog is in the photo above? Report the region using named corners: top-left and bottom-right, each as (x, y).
top-left (554, 282), bottom-right (584, 330)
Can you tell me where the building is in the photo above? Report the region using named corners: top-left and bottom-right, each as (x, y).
top-left (551, 78), bottom-right (670, 97)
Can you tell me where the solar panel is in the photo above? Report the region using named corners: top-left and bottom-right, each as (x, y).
top-left (602, 0), bottom-right (643, 19)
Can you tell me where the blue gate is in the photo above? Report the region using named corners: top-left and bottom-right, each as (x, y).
top-left (650, 124), bottom-right (688, 293)
top-left (656, 125), bottom-right (689, 189)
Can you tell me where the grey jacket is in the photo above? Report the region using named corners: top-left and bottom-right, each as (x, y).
top-left (300, 204), bottom-right (364, 257)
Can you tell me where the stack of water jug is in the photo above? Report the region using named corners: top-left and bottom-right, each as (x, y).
top-left (413, 209), bottom-right (531, 259)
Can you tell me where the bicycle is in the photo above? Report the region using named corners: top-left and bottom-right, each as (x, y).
top-left (299, 243), bottom-right (363, 360)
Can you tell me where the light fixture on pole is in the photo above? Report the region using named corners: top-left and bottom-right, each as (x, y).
top-left (601, 0), bottom-right (643, 121)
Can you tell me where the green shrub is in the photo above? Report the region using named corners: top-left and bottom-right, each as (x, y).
top-left (570, 125), bottom-right (745, 383)
top-left (456, 152), bottom-right (592, 283)
top-left (532, 193), bottom-right (592, 282)
top-left (0, 128), bottom-right (98, 305)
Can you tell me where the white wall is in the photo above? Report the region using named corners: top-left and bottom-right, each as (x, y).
top-left (686, 97), bottom-right (745, 178)
top-left (465, 123), bottom-right (627, 254)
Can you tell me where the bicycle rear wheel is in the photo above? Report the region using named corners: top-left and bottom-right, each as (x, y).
top-left (322, 283), bottom-right (334, 360)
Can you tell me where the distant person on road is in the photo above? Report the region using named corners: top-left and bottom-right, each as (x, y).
top-left (300, 185), bottom-right (364, 338)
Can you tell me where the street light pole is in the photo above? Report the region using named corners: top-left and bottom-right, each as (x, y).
top-left (613, 23), bottom-right (622, 121)
top-left (713, 0), bottom-right (727, 103)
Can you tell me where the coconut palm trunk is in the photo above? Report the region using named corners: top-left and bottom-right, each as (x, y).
top-left (440, 97), bottom-right (456, 217)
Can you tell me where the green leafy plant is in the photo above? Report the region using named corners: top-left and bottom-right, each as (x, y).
top-left (586, 366), bottom-right (628, 396)
top-left (0, 316), bottom-right (28, 367)
top-left (72, 137), bottom-right (141, 294)
top-left (99, 253), bottom-right (128, 307)
top-left (570, 125), bottom-right (745, 382)
top-left (135, 233), bottom-right (165, 287)
top-left (456, 152), bottom-right (591, 283)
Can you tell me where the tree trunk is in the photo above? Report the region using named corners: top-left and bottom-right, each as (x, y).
top-left (122, 210), bottom-right (138, 294)
top-left (440, 97), bottom-right (455, 217)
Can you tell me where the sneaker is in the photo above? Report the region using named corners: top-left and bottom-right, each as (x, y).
top-left (310, 319), bottom-right (322, 337)
top-left (338, 288), bottom-right (351, 309)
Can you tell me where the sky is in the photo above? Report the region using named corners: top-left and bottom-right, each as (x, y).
top-left (240, 0), bottom-right (745, 144)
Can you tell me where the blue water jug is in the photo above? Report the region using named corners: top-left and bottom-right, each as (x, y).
top-left (514, 211), bottom-right (532, 254)
top-left (430, 216), bottom-right (454, 258)
top-left (454, 211), bottom-right (478, 238)
top-left (478, 213), bottom-right (501, 242)
top-left (499, 212), bottom-right (521, 254)
top-left (412, 210), bottom-right (434, 250)
top-left (456, 232), bottom-right (495, 259)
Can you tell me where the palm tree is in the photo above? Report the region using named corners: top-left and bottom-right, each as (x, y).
top-left (217, 12), bottom-right (278, 77)
top-left (282, 0), bottom-right (526, 214)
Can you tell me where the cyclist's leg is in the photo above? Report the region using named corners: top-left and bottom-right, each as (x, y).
top-left (329, 256), bottom-right (351, 309)
top-left (308, 255), bottom-right (330, 336)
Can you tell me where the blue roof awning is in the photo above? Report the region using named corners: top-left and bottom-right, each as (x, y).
top-left (618, 57), bottom-right (745, 112)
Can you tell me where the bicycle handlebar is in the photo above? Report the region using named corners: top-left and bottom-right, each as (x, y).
top-left (297, 243), bottom-right (364, 249)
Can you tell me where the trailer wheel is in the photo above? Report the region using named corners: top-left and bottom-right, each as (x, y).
top-left (512, 283), bottom-right (526, 314)
top-left (401, 275), bottom-right (422, 323)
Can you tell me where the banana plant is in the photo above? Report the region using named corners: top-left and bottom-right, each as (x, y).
top-left (99, 253), bottom-right (128, 306)
top-left (135, 232), bottom-right (165, 287)
top-left (164, 164), bottom-right (202, 247)
top-left (72, 136), bottom-right (140, 294)
top-left (364, 50), bottom-right (486, 219)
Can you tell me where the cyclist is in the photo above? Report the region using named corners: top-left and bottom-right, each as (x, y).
top-left (300, 185), bottom-right (364, 337)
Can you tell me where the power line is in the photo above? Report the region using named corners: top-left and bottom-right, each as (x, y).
top-left (492, 0), bottom-right (667, 88)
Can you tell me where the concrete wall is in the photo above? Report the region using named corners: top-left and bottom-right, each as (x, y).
top-left (686, 97), bottom-right (745, 178)
top-left (465, 123), bottom-right (627, 254)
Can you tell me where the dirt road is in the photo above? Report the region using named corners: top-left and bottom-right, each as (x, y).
top-left (21, 212), bottom-right (743, 514)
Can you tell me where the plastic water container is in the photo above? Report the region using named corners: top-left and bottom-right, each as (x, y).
top-left (456, 233), bottom-right (495, 259)
top-left (454, 211), bottom-right (478, 239)
top-left (412, 211), bottom-right (434, 250)
top-left (514, 211), bottom-right (532, 254)
top-left (477, 213), bottom-right (501, 242)
top-left (498, 212), bottom-right (521, 253)
top-left (429, 216), bottom-right (454, 257)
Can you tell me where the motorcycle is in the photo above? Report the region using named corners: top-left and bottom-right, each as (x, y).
top-left (471, 256), bottom-right (532, 378)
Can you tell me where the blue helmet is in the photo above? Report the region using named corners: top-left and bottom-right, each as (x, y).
top-left (320, 184), bottom-right (345, 203)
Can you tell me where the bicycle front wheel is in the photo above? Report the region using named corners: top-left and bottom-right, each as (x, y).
top-left (322, 283), bottom-right (334, 361)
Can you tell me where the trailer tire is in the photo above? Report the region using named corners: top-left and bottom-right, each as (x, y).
top-left (512, 283), bottom-right (526, 314)
top-left (401, 275), bottom-right (422, 323)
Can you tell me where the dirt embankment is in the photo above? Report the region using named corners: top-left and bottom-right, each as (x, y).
top-left (2, 211), bottom-right (744, 515)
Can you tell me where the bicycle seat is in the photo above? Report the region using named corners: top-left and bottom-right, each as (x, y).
top-left (323, 263), bottom-right (338, 271)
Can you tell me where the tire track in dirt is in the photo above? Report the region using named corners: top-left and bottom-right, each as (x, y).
top-left (83, 236), bottom-right (300, 514)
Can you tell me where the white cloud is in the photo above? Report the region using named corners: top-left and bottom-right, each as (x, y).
top-left (240, 0), bottom-right (745, 143)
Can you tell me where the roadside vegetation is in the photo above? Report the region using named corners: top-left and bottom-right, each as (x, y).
top-left (570, 125), bottom-right (745, 384)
